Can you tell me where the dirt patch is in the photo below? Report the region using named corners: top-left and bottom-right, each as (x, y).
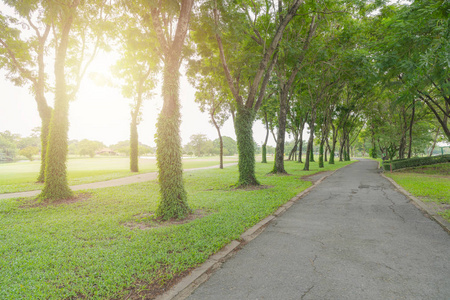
top-left (233, 185), bottom-right (274, 191)
top-left (301, 171), bottom-right (334, 183)
top-left (123, 209), bottom-right (211, 230)
top-left (18, 193), bottom-right (91, 209)
top-left (426, 201), bottom-right (450, 215)
top-left (120, 267), bottom-right (193, 300)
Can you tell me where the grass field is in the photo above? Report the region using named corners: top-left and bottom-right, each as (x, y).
top-left (0, 159), bottom-right (353, 299)
top-left (385, 163), bottom-right (450, 221)
top-left (0, 156), bottom-right (238, 194)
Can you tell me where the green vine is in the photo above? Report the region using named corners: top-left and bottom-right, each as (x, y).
top-left (235, 105), bottom-right (259, 186)
top-left (155, 63), bottom-right (190, 220)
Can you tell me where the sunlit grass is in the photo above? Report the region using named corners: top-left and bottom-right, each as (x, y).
top-left (0, 156), bottom-right (238, 194)
top-left (0, 160), bottom-right (353, 299)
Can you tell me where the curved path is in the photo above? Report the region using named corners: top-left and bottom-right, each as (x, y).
top-left (187, 159), bottom-right (450, 300)
top-left (0, 163), bottom-right (237, 200)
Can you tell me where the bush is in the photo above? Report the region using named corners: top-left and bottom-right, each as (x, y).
top-left (383, 154), bottom-right (450, 171)
top-left (19, 146), bottom-right (39, 161)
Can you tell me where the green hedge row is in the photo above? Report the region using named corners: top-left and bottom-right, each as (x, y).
top-left (383, 154), bottom-right (450, 171)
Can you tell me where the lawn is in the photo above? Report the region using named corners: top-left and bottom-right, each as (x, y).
top-left (0, 159), bottom-right (353, 299)
top-left (385, 162), bottom-right (450, 221)
top-left (0, 156), bottom-right (238, 194)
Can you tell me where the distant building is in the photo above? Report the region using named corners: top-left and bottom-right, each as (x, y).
top-left (96, 148), bottom-right (117, 155)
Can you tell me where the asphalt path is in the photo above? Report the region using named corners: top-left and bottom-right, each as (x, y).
top-left (188, 159), bottom-right (450, 300)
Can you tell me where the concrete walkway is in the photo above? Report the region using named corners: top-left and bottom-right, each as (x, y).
top-left (187, 159), bottom-right (450, 300)
top-left (0, 163), bottom-right (237, 200)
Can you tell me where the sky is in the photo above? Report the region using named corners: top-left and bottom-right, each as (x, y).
top-left (0, 57), bottom-right (276, 148)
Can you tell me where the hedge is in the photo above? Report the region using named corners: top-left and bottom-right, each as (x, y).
top-left (383, 154), bottom-right (450, 171)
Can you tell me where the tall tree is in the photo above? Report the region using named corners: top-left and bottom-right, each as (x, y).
top-left (149, 0), bottom-right (194, 220)
top-left (1, 2), bottom-right (53, 182)
top-left (112, 8), bottom-right (159, 172)
top-left (212, 0), bottom-right (304, 185)
top-left (375, 1), bottom-right (450, 141)
top-left (39, 0), bottom-right (80, 199)
top-left (1, 0), bottom-right (111, 190)
top-left (271, 12), bottom-right (317, 174)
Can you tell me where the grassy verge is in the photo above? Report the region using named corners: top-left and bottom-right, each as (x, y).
top-left (0, 156), bottom-right (237, 194)
top-left (0, 160), bottom-right (353, 299)
top-left (385, 163), bottom-right (450, 221)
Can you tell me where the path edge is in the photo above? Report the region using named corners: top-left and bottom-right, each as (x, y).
top-left (155, 161), bottom-right (357, 300)
top-left (381, 173), bottom-right (450, 235)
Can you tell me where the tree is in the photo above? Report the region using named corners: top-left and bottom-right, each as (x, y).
top-left (1, 2), bottom-right (53, 180)
top-left (77, 139), bottom-right (104, 157)
top-left (187, 58), bottom-right (231, 168)
top-left (374, 1), bottom-right (450, 141)
top-left (149, 0), bottom-right (194, 220)
top-left (0, 0), bottom-right (111, 183)
top-left (257, 92), bottom-right (278, 163)
top-left (272, 12), bottom-right (318, 174)
top-left (113, 4), bottom-right (159, 172)
top-left (185, 134), bottom-right (214, 157)
top-left (214, 136), bottom-right (237, 156)
top-left (0, 131), bottom-right (18, 161)
top-left (197, 0), bottom-right (304, 186)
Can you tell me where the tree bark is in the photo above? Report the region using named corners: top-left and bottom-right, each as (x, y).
top-left (304, 115), bottom-right (315, 171)
top-left (298, 127), bottom-right (304, 163)
top-left (407, 99), bottom-right (415, 159)
top-left (40, 12), bottom-right (76, 200)
top-left (429, 127), bottom-right (440, 156)
top-left (153, 0), bottom-right (193, 220)
top-left (130, 118), bottom-right (139, 172)
top-left (262, 111), bottom-right (270, 163)
top-left (211, 113), bottom-right (223, 169)
top-left (272, 89), bottom-right (288, 174)
top-left (235, 104), bottom-right (259, 185)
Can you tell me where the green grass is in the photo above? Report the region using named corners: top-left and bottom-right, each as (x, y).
top-left (385, 162), bottom-right (450, 221)
top-left (0, 156), bottom-right (237, 194)
top-left (0, 160), bottom-right (353, 299)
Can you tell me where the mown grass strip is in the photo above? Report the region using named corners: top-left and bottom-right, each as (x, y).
top-left (385, 163), bottom-right (450, 221)
top-left (0, 160), bottom-right (352, 299)
top-left (0, 156), bottom-right (238, 194)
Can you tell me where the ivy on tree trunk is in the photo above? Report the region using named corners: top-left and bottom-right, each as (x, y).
top-left (39, 14), bottom-right (75, 201)
top-left (235, 105), bottom-right (259, 186)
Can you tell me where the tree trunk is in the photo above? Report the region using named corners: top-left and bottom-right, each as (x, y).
top-left (262, 112), bottom-right (269, 163)
top-left (36, 108), bottom-right (52, 182)
top-left (39, 15), bottom-right (75, 200)
top-left (288, 139), bottom-right (298, 161)
top-left (407, 99), bottom-right (415, 159)
top-left (153, 0), bottom-right (193, 220)
top-left (272, 87), bottom-right (289, 173)
top-left (155, 56), bottom-right (190, 219)
top-left (304, 119), bottom-right (315, 171)
top-left (310, 142), bottom-right (314, 162)
top-left (298, 130), bottom-right (303, 163)
top-left (211, 113), bottom-right (223, 169)
top-left (319, 140), bottom-right (324, 168)
top-left (130, 118), bottom-right (139, 172)
top-left (235, 104), bottom-right (259, 185)
top-left (345, 136), bottom-right (351, 161)
top-left (429, 128), bottom-right (440, 156)
top-left (329, 140), bottom-right (336, 164)
top-left (34, 26), bottom-right (52, 183)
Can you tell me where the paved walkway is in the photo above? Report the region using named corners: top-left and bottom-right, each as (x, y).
top-left (188, 159), bottom-right (450, 300)
top-left (0, 163), bottom-right (237, 200)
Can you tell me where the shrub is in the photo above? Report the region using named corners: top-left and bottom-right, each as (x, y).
top-left (383, 154), bottom-right (450, 171)
top-left (19, 146), bottom-right (39, 161)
